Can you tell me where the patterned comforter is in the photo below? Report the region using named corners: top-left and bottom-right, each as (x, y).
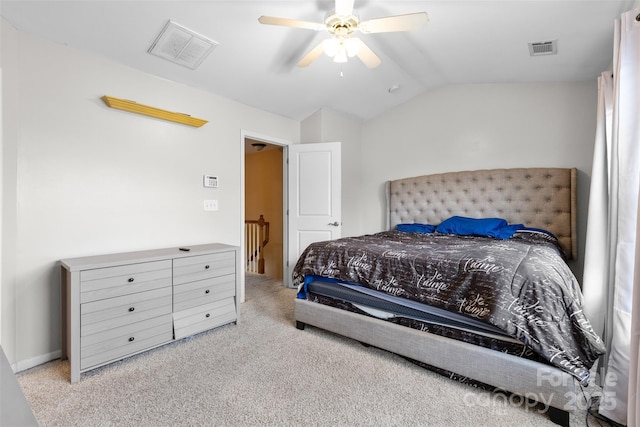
top-left (292, 230), bottom-right (605, 385)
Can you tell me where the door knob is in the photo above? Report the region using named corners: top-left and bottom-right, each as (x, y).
top-left (328, 221), bottom-right (340, 226)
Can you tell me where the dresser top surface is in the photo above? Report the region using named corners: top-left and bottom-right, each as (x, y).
top-left (60, 243), bottom-right (238, 271)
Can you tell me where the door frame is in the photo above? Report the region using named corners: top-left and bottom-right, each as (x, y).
top-left (240, 130), bottom-right (292, 301)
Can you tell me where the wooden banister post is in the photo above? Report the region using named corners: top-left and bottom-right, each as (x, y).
top-left (258, 215), bottom-right (265, 274)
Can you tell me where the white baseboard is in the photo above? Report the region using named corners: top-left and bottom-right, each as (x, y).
top-left (13, 350), bottom-right (61, 373)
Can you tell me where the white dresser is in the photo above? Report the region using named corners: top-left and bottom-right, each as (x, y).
top-left (60, 243), bottom-right (240, 383)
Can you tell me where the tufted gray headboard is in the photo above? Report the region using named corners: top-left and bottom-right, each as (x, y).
top-left (385, 168), bottom-right (577, 259)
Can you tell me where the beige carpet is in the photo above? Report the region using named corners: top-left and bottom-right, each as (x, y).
top-left (17, 274), bottom-right (594, 426)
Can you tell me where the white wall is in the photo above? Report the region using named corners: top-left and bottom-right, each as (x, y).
top-left (360, 82), bottom-right (598, 280)
top-left (0, 16), bottom-right (4, 349)
top-left (1, 20), bottom-right (299, 368)
top-left (1, 16), bottom-right (20, 365)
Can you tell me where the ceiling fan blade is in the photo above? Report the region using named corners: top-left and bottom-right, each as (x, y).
top-left (355, 39), bottom-right (381, 69)
top-left (258, 16), bottom-right (325, 31)
top-left (335, 0), bottom-right (355, 16)
top-left (297, 42), bottom-right (326, 67)
top-left (359, 12), bottom-right (429, 33)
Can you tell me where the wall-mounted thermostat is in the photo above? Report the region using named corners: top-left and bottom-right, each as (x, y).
top-left (203, 175), bottom-right (218, 188)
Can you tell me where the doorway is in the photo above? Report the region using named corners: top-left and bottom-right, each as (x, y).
top-left (240, 132), bottom-right (342, 300)
top-left (244, 137), bottom-right (284, 281)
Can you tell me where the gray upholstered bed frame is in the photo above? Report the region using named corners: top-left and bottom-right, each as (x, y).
top-left (294, 168), bottom-right (580, 426)
top-left (386, 168), bottom-right (577, 260)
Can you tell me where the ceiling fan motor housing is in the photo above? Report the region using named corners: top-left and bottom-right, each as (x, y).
top-left (325, 12), bottom-right (360, 37)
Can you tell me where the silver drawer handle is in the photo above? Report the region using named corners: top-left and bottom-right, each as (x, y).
top-left (328, 221), bottom-right (340, 226)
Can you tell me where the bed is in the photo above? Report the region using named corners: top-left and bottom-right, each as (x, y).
top-left (292, 168), bottom-right (605, 426)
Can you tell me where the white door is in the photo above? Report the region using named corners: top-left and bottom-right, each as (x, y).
top-left (286, 142), bottom-right (341, 286)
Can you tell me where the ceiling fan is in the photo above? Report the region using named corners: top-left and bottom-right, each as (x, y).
top-left (258, 0), bottom-right (428, 69)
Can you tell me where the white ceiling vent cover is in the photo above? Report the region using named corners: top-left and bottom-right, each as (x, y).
top-left (528, 40), bottom-right (557, 56)
top-left (148, 20), bottom-right (219, 69)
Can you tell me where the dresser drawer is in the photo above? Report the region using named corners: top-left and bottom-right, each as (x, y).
top-left (80, 260), bottom-right (172, 303)
top-left (81, 287), bottom-right (172, 336)
top-left (173, 297), bottom-right (237, 340)
top-left (80, 314), bottom-right (173, 370)
top-left (173, 274), bottom-right (236, 312)
top-left (173, 252), bottom-right (235, 285)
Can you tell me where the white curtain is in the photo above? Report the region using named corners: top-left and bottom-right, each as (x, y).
top-left (582, 7), bottom-right (640, 426)
top-left (631, 190), bottom-right (640, 427)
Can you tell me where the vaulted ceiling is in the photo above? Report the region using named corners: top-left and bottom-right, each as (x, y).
top-left (1, 1), bottom-right (635, 121)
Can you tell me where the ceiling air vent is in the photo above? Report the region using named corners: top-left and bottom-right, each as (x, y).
top-left (528, 40), bottom-right (557, 56)
top-left (148, 20), bottom-right (219, 69)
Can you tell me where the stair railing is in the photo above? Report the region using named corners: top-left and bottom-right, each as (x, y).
top-left (245, 215), bottom-right (270, 274)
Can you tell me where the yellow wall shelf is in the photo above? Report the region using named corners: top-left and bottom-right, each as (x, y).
top-left (101, 96), bottom-right (208, 127)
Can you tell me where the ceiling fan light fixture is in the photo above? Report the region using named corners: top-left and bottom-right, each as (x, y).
top-left (344, 37), bottom-right (360, 57)
top-left (323, 37), bottom-right (359, 62)
top-left (333, 48), bottom-right (348, 63)
top-left (323, 38), bottom-right (340, 57)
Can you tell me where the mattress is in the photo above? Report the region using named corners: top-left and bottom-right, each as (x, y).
top-left (308, 279), bottom-right (512, 339)
top-left (305, 278), bottom-right (545, 363)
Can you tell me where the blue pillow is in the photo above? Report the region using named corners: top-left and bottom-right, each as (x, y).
top-left (396, 223), bottom-right (435, 234)
top-left (435, 216), bottom-right (508, 237)
top-left (488, 223), bottom-right (525, 239)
